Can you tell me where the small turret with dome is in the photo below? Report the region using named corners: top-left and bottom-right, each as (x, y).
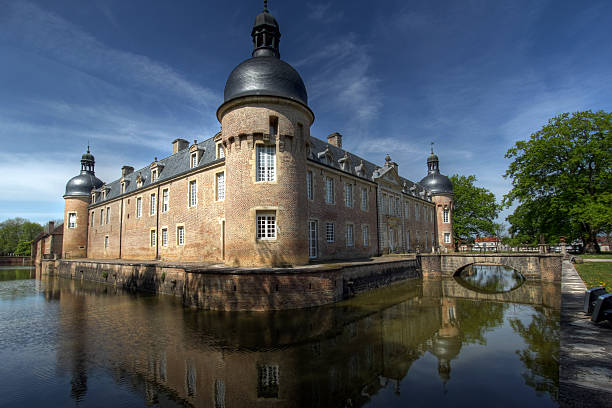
top-left (420, 143), bottom-right (454, 251)
top-left (63, 146), bottom-right (103, 259)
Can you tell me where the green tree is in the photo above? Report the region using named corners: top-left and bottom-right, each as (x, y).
top-left (0, 218), bottom-right (43, 255)
top-left (450, 175), bottom-right (500, 249)
top-left (503, 110), bottom-right (612, 253)
top-left (14, 240), bottom-right (33, 256)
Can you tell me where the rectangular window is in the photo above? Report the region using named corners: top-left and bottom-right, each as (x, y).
top-left (137, 197), bottom-right (142, 218)
top-left (346, 224), bottom-right (354, 247)
top-left (326, 222), bottom-right (335, 243)
top-left (90, 212), bottom-right (94, 227)
top-left (151, 169), bottom-right (158, 182)
top-left (190, 152), bottom-right (198, 168)
top-left (345, 184), bottom-right (353, 208)
top-left (363, 225), bottom-right (369, 247)
top-left (217, 144), bottom-right (225, 159)
top-left (177, 226), bottom-right (185, 245)
top-left (150, 230), bottom-right (157, 247)
top-left (382, 195), bottom-right (387, 214)
top-left (361, 188), bottom-right (367, 211)
top-left (388, 196), bottom-right (392, 215)
top-left (256, 212), bottom-right (276, 240)
top-left (104, 235), bottom-right (109, 248)
top-left (256, 145), bottom-right (276, 182)
top-left (444, 233), bottom-right (451, 244)
top-left (216, 172), bottom-right (225, 201)
top-left (306, 171), bottom-right (313, 200)
top-left (325, 177), bottom-right (334, 204)
top-left (415, 203), bottom-right (419, 220)
top-left (162, 189), bottom-right (169, 212)
top-left (257, 364), bottom-right (279, 399)
top-left (100, 209), bottom-right (104, 225)
top-left (308, 220), bottom-right (318, 259)
top-left (150, 193), bottom-right (156, 215)
top-left (443, 208), bottom-right (449, 223)
top-left (405, 202), bottom-right (410, 218)
top-left (396, 198), bottom-right (400, 216)
top-left (161, 228), bottom-right (168, 247)
top-left (269, 116), bottom-right (278, 138)
top-left (106, 207), bottom-right (110, 224)
top-left (121, 182), bottom-right (126, 193)
top-left (68, 212), bottom-right (77, 228)
top-left (189, 180), bottom-right (197, 207)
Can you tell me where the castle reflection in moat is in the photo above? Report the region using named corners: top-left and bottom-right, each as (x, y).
top-left (43, 275), bottom-right (560, 407)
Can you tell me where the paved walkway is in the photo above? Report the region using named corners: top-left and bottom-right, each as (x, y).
top-left (560, 260), bottom-right (612, 407)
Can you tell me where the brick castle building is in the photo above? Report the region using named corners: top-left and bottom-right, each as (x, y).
top-left (62, 4), bottom-right (454, 267)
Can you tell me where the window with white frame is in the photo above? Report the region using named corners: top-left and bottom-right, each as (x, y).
top-left (177, 226), bottom-right (185, 245)
top-left (308, 220), bottom-right (318, 259)
top-left (346, 224), bottom-right (354, 247)
top-left (104, 235), bottom-right (109, 248)
top-left (190, 152), bottom-right (198, 168)
top-left (325, 177), bottom-right (334, 204)
top-left (106, 207), bottom-right (110, 224)
top-left (256, 145), bottom-right (276, 182)
top-left (443, 208), bottom-right (449, 223)
top-left (256, 212), bottom-right (276, 240)
top-left (68, 212), bottom-right (77, 228)
top-left (161, 228), bottom-right (168, 247)
top-left (217, 144), bottom-right (225, 159)
top-left (151, 169), bottom-right (158, 182)
top-left (91, 193), bottom-right (96, 204)
top-left (345, 183), bottom-right (353, 208)
top-left (216, 172), bottom-right (225, 201)
top-left (326, 222), bottom-right (335, 242)
top-left (162, 189), bottom-right (169, 212)
top-left (361, 188), bottom-right (367, 211)
top-left (306, 171), bottom-right (313, 200)
top-left (100, 209), bottom-right (104, 225)
top-left (150, 230), bottom-right (156, 247)
top-left (444, 233), bottom-right (451, 244)
top-left (363, 225), bottom-right (369, 246)
top-left (189, 180), bottom-right (197, 207)
top-left (136, 197), bottom-right (142, 218)
top-left (150, 193), bottom-right (156, 215)
top-left (388, 196), bottom-right (392, 215)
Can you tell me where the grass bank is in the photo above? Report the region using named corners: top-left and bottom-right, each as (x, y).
top-left (574, 262), bottom-right (612, 289)
top-left (581, 253), bottom-right (612, 259)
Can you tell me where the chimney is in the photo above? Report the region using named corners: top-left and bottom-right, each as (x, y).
top-left (121, 166), bottom-right (134, 177)
top-left (172, 138), bottom-right (190, 154)
top-left (327, 132), bottom-right (342, 148)
top-left (45, 221), bottom-right (54, 234)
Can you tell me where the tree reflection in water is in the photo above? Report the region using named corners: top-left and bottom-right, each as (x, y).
top-left (510, 308), bottom-right (560, 401)
top-left (456, 264), bottom-right (525, 293)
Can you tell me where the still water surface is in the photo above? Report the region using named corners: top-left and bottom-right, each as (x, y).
top-left (0, 266), bottom-right (560, 407)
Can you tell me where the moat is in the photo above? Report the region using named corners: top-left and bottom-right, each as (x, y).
top-left (0, 266), bottom-right (560, 407)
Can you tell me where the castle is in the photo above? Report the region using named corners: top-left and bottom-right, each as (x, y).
top-left (62, 4), bottom-right (453, 267)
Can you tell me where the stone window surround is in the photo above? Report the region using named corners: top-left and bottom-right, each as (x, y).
top-left (215, 171), bottom-right (225, 201)
top-left (255, 143), bottom-right (277, 183)
top-left (326, 222), bottom-right (335, 243)
top-left (161, 227), bottom-right (168, 247)
top-left (176, 224), bottom-right (185, 246)
top-left (150, 228), bottom-right (157, 247)
top-left (188, 179), bottom-right (197, 208)
top-left (136, 196), bottom-right (142, 218)
top-left (150, 193), bottom-right (156, 216)
top-left (67, 212), bottom-right (77, 229)
top-left (346, 223), bottom-right (355, 247)
top-left (362, 224), bottom-right (369, 247)
top-left (256, 210), bottom-right (277, 241)
top-left (162, 189), bottom-right (169, 213)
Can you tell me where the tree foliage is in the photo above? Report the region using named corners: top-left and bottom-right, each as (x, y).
top-left (0, 218), bottom-right (43, 255)
top-left (450, 174), bottom-right (500, 247)
top-left (503, 110), bottom-right (612, 252)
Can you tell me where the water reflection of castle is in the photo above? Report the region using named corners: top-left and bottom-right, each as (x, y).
top-left (46, 277), bottom-right (559, 407)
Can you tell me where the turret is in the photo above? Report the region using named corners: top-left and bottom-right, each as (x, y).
top-left (217, 3), bottom-right (313, 266)
top-left (62, 146), bottom-right (103, 258)
top-left (419, 143), bottom-right (454, 251)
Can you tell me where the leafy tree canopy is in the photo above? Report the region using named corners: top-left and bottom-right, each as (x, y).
top-left (450, 174), bottom-right (500, 247)
top-left (503, 110), bottom-right (612, 252)
top-left (0, 218), bottom-right (43, 255)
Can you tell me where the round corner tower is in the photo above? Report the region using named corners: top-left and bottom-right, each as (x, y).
top-left (62, 147), bottom-right (104, 258)
top-left (419, 146), bottom-right (454, 252)
top-left (216, 4), bottom-right (314, 267)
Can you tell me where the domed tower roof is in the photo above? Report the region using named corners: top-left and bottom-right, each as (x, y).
top-left (64, 146), bottom-right (104, 198)
top-left (222, 1), bottom-right (308, 108)
top-left (419, 143), bottom-right (453, 195)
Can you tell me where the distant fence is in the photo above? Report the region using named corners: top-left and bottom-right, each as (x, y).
top-left (0, 256), bottom-right (32, 266)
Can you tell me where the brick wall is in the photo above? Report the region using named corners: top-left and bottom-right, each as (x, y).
top-left (63, 196), bottom-right (89, 258)
top-left (433, 193), bottom-right (453, 251)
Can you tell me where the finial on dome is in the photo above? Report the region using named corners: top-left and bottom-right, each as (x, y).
top-left (263, 0), bottom-right (268, 12)
top-left (431, 142), bottom-right (434, 154)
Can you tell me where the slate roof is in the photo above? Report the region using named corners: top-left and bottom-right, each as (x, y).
top-left (308, 137), bottom-right (432, 202)
top-left (92, 136), bottom-right (221, 205)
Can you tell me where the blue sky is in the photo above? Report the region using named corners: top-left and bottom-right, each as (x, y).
top-left (1, 0), bottom-right (611, 225)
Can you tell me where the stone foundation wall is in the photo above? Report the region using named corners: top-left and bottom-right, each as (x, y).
top-left (51, 258), bottom-right (419, 311)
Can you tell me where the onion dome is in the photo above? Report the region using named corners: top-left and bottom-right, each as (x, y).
top-left (64, 146), bottom-right (104, 197)
top-left (419, 144), bottom-right (453, 194)
top-left (222, 2), bottom-right (308, 107)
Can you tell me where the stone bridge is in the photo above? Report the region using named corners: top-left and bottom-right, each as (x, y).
top-left (418, 253), bottom-right (562, 281)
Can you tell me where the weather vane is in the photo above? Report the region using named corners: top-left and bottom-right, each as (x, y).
top-left (264, 0), bottom-right (268, 11)
top-left (431, 141), bottom-right (434, 154)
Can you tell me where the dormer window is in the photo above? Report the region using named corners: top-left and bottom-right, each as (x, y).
top-left (151, 169), bottom-right (158, 182)
top-left (91, 193), bottom-right (96, 204)
top-left (136, 174), bottom-right (143, 188)
top-left (102, 189), bottom-right (107, 200)
top-left (217, 143), bottom-right (225, 159)
top-left (190, 152), bottom-right (198, 168)
top-left (121, 182), bottom-right (126, 194)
